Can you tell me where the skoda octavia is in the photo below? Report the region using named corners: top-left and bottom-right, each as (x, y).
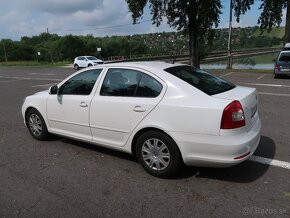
top-left (22, 62), bottom-right (261, 177)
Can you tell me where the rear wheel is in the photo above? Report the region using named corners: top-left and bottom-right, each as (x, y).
top-left (25, 109), bottom-right (49, 140)
top-left (136, 131), bottom-right (182, 178)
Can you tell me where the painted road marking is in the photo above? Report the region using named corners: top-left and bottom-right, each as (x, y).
top-left (32, 83), bottom-right (56, 88)
top-left (249, 155), bottom-right (290, 170)
top-left (29, 73), bottom-right (55, 76)
top-left (0, 76), bottom-right (62, 81)
top-left (258, 92), bottom-right (290, 97)
top-left (257, 74), bottom-right (266, 80)
top-left (220, 72), bottom-right (234, 77)
top-left (246, 83), bottom-right (290, 88)
top-left (0, 79), bottom-right (24, 83)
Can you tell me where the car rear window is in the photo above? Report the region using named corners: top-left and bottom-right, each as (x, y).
top-left (164, 66), bottom-right (236, 95)
top-left (278, 52), bottom-right (290, 62)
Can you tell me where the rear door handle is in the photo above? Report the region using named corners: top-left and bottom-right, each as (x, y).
top-left (133, 106), bottom-right (146, 112)
top-left (80, 102), bottom-right (88, 108)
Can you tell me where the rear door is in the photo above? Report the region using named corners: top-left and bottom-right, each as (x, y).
top-left (89, 67), bottom-right (166, 147)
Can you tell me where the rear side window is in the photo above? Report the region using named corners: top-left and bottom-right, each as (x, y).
top-left (100, 68), bottom-right (162, 97)
top-left (278, 52), bottom-right (290, 62)
top-left (135, 74), bottom-right (162, 97)
top-left (165, 66), bottom-right (236, 95)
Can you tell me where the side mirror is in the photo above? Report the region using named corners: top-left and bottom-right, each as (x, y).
top-left (49, 85), bottom-right (58, 95)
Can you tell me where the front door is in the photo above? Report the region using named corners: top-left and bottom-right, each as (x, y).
top-left (47, 68), bottom-right (102, 141)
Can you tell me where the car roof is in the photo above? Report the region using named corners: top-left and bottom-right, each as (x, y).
top-left (280, 50), bottom-right (290, 53)
top-left (76, 56), bottom-right (98, 58)
top-left (279, 50), bottom-right (290, 56)
top-left (103, 61), bottom-right (184, 72)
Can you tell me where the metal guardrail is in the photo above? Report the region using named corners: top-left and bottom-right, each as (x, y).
top-left (105, 47), bottom-right (282, 64)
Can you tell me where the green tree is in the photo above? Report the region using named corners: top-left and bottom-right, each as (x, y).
top-left (125, 0), bottom-right (252, 67)
top-left (57, 35), bottom-right (86, 61)
top-left (258, 0), bottom-right (290, 44)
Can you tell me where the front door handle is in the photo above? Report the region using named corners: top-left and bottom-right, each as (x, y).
top-left (133, 106), bottom-right (146, 112)
top-left (80, 102), bottom-right (88, 108)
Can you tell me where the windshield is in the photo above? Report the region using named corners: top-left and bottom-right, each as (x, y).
top-left (164, 66), bottom-right (236, 95)
top-left (87, 56), bottom-right (98, 60)
top-left (278, 52), bottom-right (290, 62)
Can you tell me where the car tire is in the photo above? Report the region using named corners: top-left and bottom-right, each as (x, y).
top-left (74, 64), bottom-right (79, 70)
top-left (136, 131), bottom-right (182, 178)
top-left (25, 109), bottom-right (49, 141)
top-left (88, 64), bottom-right (92, 67)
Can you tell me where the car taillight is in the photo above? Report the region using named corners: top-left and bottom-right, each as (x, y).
top-left (221, 101), bottom-right (245, 129)
top-left (275, 64), bottom-right (281, 70)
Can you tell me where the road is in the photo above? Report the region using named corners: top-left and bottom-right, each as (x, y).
top-left (0, 67), bottom-right (289, 217)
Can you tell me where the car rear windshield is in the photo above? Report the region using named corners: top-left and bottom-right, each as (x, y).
top-left (164, 66), bottom-right (236, 95)
top-left (278, 52), bottom-right (290, 62)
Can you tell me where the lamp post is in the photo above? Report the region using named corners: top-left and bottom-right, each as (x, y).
top-left (227, 0), bottom-right (233, 69)
top-left (2, 41), bottom-right (8, 62)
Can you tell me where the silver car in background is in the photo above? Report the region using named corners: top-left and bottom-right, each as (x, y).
top-left (274, 45), bottom-right (290, 78)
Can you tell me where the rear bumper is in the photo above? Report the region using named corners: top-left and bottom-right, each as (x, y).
top-left (274, 69), bottom-right (290, 76)
top-left (169, 116), bottom-right (261, 167)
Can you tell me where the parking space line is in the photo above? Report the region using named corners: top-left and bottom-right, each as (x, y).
top-left (0, 79), bottom-right (24, 83)
top-left (246, 83), bottom-right (290, 88)
top-left (220, 72), bottom-right (234, 77)
top-left (257, 74), bottom-right (266, 80)
top-left (0, 76), bottom-right (62, 81)
top-left (32, 83), bottom-right (56, 88)
top-left (29, 73), bottom-right (55, 76)
top-left (258, 92), bottom-right (290, 97)
top-left (249, 155), bottom-right (290, 170)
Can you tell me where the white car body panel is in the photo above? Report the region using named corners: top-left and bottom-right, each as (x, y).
top-left (22, 62), bottom-right (261, 168)
top-left (47, 94), bottom-right (92, 141)
top-left (90, 67), bottom-right (167, 147)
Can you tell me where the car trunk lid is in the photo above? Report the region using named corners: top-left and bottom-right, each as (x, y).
top-left (212, 86), bottom-right (258, 131)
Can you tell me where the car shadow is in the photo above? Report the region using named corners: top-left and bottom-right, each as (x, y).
top-left (49, 135), bottom-right (275, 183)
top-left (172, 136), bottom-right (276, 183)
top-left (52, 136), bottom-right (137, 163)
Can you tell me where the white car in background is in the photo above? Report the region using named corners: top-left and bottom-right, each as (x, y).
top-left (22, 62), bottom-right (261, 178)
top-left (74, 56), bottom-right (104, 70)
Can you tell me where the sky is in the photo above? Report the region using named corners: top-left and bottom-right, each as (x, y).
top-left (0, 0), bottom-right (286, 40)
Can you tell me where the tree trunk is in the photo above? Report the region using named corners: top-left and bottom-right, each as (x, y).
top-left (189, 25), bottom-right (200, 68)
top-left (285, 0), bottom-right (290, 44)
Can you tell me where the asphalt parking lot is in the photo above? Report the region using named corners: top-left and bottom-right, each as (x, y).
top-left (0, 66), bottom-right (289, 217)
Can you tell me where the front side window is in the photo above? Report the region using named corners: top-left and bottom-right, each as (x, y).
top-left (165, 66), bottom-right (236, 95)
top-left (100, 68), bottom-right (163, 97)
top-left (87, 56), bottom-right (98, 60)
top-left (59, 69), bottom-right (102, 95)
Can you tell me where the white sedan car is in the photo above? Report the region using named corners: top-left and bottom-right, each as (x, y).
top-left (22, 62), bottom-right (261, 177)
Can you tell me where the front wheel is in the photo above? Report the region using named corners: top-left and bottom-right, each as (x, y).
top-left (74, 64), bottom-right (79, 70)
top-left (25, 109), bottom-right (49, 140)
top-left (136, 131), bottom-right (182, 178)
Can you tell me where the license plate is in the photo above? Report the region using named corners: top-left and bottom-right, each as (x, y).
top-left (280, 68), bottom-right (290, 72)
